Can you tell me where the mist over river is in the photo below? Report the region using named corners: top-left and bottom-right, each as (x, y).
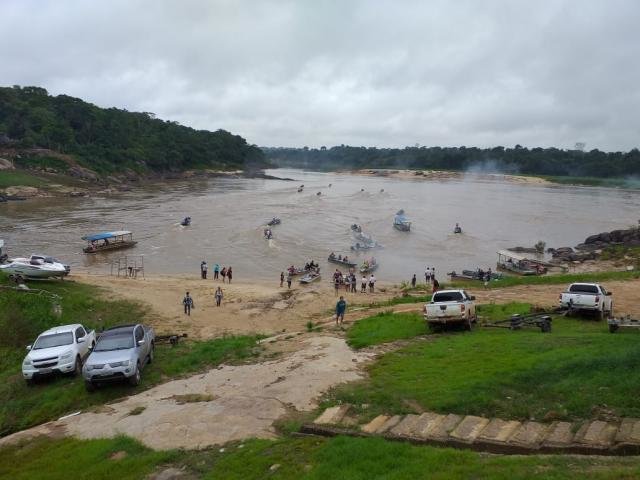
top-left (1, 169), bottom-right (639, 282)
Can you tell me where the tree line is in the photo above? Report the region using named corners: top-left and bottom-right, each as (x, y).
top-left (264, 145), bottom-right (640, 178)
top-left (0, 86), bottom-right (266, 175)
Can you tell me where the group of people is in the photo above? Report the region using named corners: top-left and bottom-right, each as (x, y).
top-left (332, 268), bottom-right (377, 294)
top-left (422, 266), bottom-right (440, 292)
top-left (200, 261), bottom-right (233, 283)
top-left (328, 252), bottom-right (351, 263)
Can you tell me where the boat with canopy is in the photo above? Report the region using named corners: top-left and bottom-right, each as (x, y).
top-left (82, 231), bottom-right (137, 254)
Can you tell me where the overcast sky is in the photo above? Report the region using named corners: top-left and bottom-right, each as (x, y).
top-left (1, 0), bottom-right (639, 151)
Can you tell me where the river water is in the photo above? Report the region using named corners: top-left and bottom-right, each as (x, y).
top-left (1, 169), bottom-right (639, 282)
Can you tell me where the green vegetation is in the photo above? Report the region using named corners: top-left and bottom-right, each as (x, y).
top-left (543, 175), bottom-right (640, 188)
top-left (460, 269), bottom-right (640, 289)
top-left (0, 85), bottom-right (267, 176)
top-left (0, 277), bottom-right (262, 435)
top-left (0, 170), bottom-right (48, 188)
top-left (327, 303), bottom-right (640, 422)
top-left (264, 145), bottom-right (640, 180)
top-left (0, 436), bottom-right (177, 480)
top-left (4, 435), bottom-right (640, 480)
top-left (370, 293), bottom-right (431, 307)
top-left (347, 311), bottom-right (427, 349)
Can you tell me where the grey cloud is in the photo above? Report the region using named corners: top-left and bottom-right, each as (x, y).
top-left (1, 0), bottom-right (639, 150)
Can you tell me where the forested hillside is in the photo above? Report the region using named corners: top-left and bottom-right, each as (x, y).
top-left (265, 145), bottom-right (640, 178)
top-left (0, 86), bottom-right (266, 175)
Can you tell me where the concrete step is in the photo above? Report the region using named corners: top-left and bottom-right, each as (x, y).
top-left (361, 415), bottom-right (390, 434)
top-left (574, 420), bottom-right (618, 447)
top-left (541, 421), bottom-right (575, 448)
top-left (477, 418), bottom-right (521, 444)
top-left (616, 418), bottom-right (640, 444)
top-left (423, 413), bottom-right (463, 441)
top-left (449, 416), bottom-right (490, 443)
top-left (508, 421), bottom-right (549, 448)
top-left (313, 404), bottom-right (351, 425)
top-left (376, 415), bottom-right (403, 434)
top-left (389, 414), bottom-right (423, 436)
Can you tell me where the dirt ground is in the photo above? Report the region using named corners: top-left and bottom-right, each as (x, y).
top-left (73, 272), bottom-right (400, 339)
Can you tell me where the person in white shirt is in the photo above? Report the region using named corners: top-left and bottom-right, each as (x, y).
top-left (369, 274), bottom-right (376, 293)
top-left (361, 276), bottom-right (367, 293)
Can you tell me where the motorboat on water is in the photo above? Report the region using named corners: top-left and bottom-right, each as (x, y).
top-left (393, 209), bottom-right (411, 232)
top-left (453, 223), bottom-right (462, 234)
top-left (0, 254), bottom-right (70, 279)
top-left (267, 217), bottom-right (281, 226)
top-left (359, 258), bottom-right (378, 274)
top-left (264, 228), bottom-right (273, 239)
top-left (83, 231), bottom-right (137, 254)
top-left (180, 217), bottom-right (192, 226)
top-left (350, 224), bottom-right (362, 233)
top-left (328, 253), bottom-right (356, 268)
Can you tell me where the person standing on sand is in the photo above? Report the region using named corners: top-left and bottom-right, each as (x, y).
top-left (369, 274), bottom-right (376, 293)
top-left (220, 267), bottom-right (227, 283)
top-left (227, 267), bottom-right (233, 283)
top-left (287, 273), bottom-right (292, 289)
top-left (336, 296), bottom-right (347, 326)
top-left (182, 292), bottom-right (194, 316)
top-left (432, 277), bottom-right (440, 293)
top-left (425, 267), bottom-right (430, 284)
top-left (411, 274), bottom-right (417, 288)
top-left (334, 276), bottom-right (340, 296)
top-left (361, 275), bottom-right (367, 293)
top-left (214, 287), bottom-right (223, 307)
top-left (213, 263), bottom-right (220, 280)
top-left (351, 273), bottom-right (357, 293)
top-left (280, 271), bottom-right (285, 287)
top-left (201, 261), bottom-right (208, 280)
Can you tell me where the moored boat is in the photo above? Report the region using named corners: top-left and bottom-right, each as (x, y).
top-left (0, 254), bottom-right (70, 279)
top-left (496, 250), bottom-right (542, 276)
top-left (82, 231), bottom-right (137, 254)
top-left (327, 254), bottom-right (356, 268)
top-left (299, 272), bottom-right (321, 284)
top-left (267, 217), bottom-right (281, 226)
top-left (448, 270), bottom-right (504, 282)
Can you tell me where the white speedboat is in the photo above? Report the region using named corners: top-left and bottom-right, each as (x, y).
top-left (0, 254), bottom-right (70, 279)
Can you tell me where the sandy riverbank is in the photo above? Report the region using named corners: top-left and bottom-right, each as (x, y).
top-left (346, 168), bottom-right (551, 186)
top-left (72, 272), bottom-right (401, 340)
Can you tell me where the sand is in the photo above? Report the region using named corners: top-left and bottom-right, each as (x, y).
top-left (72, 272), bottom-right (399, 340)
top-left (347, 168), bottom-right (551, 186)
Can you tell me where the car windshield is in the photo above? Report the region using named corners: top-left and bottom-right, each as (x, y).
top-left (94, 334), bottom-right (134, 352)
top-left (569, 284), bottom-right (599, 294)
top-left (433, 292), bottom-right (464, 302)
top-left (33, 332), bottom-right (73, 349)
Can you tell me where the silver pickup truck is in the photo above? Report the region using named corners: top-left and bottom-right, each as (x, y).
top-left (83, 324), bottom-right (155, 391)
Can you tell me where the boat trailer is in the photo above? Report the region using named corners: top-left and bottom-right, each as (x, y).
top-left (607, 316), bottom-right (640, 333)
top-left (482, 312), bottom-right (553, 333)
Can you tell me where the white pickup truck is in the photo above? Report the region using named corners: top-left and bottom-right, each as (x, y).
top-left (559, 283), bottom-right (613, 320)
top-left (22, 324), bottom-right (96, 384)
top-left (424, 289), bottom-right (477, 331)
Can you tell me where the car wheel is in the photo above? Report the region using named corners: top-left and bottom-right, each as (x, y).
top-left (609, 324), bottom-right (618, 333)
top-left (608, 303), bottom-right (614, 318)
top-left (85, 381), bottom-right (96, 392)
top-left (464, 318), bottom-right (472, 331)
top-left (147, 344), bottom-right (155, 364)
top-left (129, 363), bottom-right (141, 386)
top-left (25, 378), bottom-right (34, 387)
top-left (597, 308), bottom-right (605, 321)
top-left (71, 356), bottom-right (82, 376)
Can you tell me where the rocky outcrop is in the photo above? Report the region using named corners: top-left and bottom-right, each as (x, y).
top-left (576, 228), bottom-right (640, 251)
top-left (0, 158), bottom-right (14, 170)
top-left (67, 165), bottom-right (99, 182)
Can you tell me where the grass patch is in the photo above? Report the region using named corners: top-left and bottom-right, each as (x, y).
top-left (347, 311), bottom-right (427, 349)
top-left (0, 170), bottom-right (48, 188)
top-left (369, 293), bottom-right (431, 308)
top-left (5, 435), bottom-right (640, 479)
top-left (0, 436), bottom-right (176, 480)
top-left (460, 270), bottom-right (640, 289)
top-left (542, 175), bottom-right (639, 189)
top-left (328, 303), bottom-right (640, 421)
top-left (0, 276), bottom-right (262, 436)
top-left (168, 393), bottom-right (215, 404)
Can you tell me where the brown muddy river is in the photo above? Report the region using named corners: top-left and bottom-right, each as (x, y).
top-left (1, 169), bottom-right (639, 282)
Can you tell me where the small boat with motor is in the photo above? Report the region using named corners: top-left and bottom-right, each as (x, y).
top-left (299, 271), bottom-right (321, 284)
top-left (496, 250), bottom-right (543, 276)
top-left (82, 231), bottom-right (137, 254)
top-left (0, 239), bottom-right (7, 264)
top-left (0, 254), bottom-right (70, 279)
top-left (448, 269), bottom-right (504, 282)
top-left (264, 228), bottom-right (273, 240)
top-left (328, 253), bottom-right (356, 268)
top-left (359, 257), bottom-right (378, 274)
top-left (267, 217), bottom-right (281, 226)
top-left (393, 209), bottom-right (411, 232)
top-left (180, 217), bottom-right (192, 226)
top-left (453, 223), bottom-right (462, 234)
top-left (350, 224), bottom-right (362, 233)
